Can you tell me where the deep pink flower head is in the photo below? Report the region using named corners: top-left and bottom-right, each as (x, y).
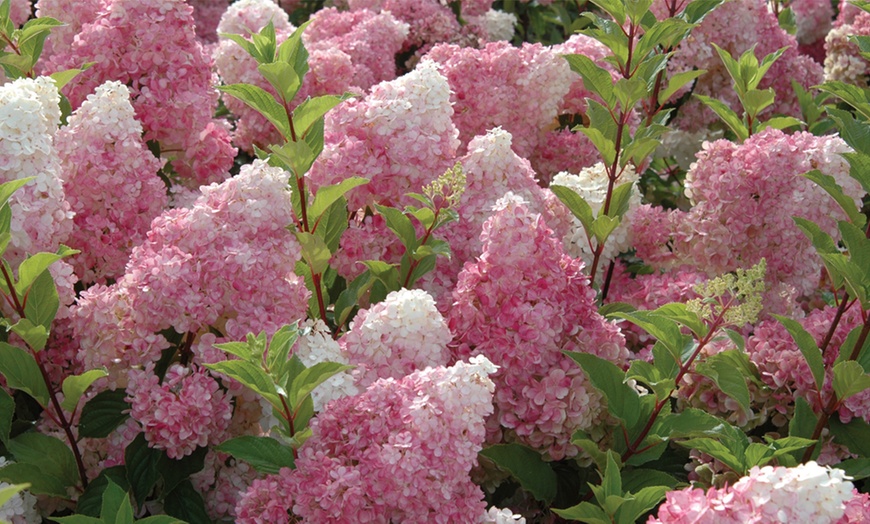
top-left (188, 0), bottom-right (229, 43)
top-left (425, 41), bottom-right (573, 158)
top-left (655, 0), bottom-right (822, 132)
top-left (56, 81), bottom-right (168, 284)
top-left (666, 129), bottom-right (863, 297)
top-left (234, 467), bottom-right (295, 524)
top-left (308, 59), bottom-right (460, 210)
top-left (340, 288), bottom-right (452, 388)
top-left (71, 160), bottom-right (310, 383)
top-left (305, 7), bottom-right (409, 89)
top-left (127, 364), bottom-right (232, 459)
top-left (8, 0), bottom-right (30, 24)
top-left (449, 194), bottom-right (629, 459)
top-left (35, 0), bottom-right (102, 64)
top-left (44, 0), bottom-right (235, 186)
top-left (284, 356), bottom-right (497, 522)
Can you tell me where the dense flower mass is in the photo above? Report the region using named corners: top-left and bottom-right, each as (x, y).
top-left (44, 0), bottom-right (235, 185)
top-left (236, 356), bottom-right (498, 523)
top-left (449, 194), bottom-right (629, 459)
top-left (127, 364), bottom-right (232, 459)
top-left (649, 462), bottom-right (857, 523)
top-left (71, 160), bottom-right (310, 380)
top-left (56, 81), bottom-right (167, 284)
top-left (308, 59), bottom-right (460, 210)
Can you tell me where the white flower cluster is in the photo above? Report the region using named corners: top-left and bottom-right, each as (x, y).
top-left (0, 458), bottom-right (40, 523)
top-left (471, 10), bottom-right (518, 42)
top-left (482, 506), bottom-right (526, 524)
top-left (292, 319), bottom-right (359, 412)
top-left (551, 162), bottom-right (640, 270)
top-left (342, 288), bottom-right (453, 387)
top-left (0, 76), bottom-right (73, 257)
top-left (216, 0), bottom-right (293, 36)
top-left (736, 461), bottom-right (854, 523)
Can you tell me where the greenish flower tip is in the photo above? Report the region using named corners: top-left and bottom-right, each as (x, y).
top-left (687, 258), bottom-right (767, 326)
top-left (424, 162), bottom-right (466, 210)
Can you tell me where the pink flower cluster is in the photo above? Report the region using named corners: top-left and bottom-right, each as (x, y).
top-left (214, 1), bottom-right (409, 153)
top-left (825, 8), bottom-right (870, 86)
top-left (649, 462), bottom-right (861, 524)
top-left (308, 59), bottom-right (460, 210)
top-left (425, 41), bottom-right (573, 158)
top-left (747, 303), bottom-right (865, 423)
top-left (44, 0), bottom-right (235, 186)
top-left (340, 288), bottom-right (452, 388)
top-left (449, 194), bottom-right (628, 459)
top-left (127, 364), bottom-right (232, 459)
top-left (638, 129), bottom-right (864, 300)
top-left (235, 356), bottom-right (498, 523)
top-left (71, 160), bottom-right (310, 381)
top-left (55, 81), bottom-right (167, 284)
top-left (655, 0), bottom-right (822, 132)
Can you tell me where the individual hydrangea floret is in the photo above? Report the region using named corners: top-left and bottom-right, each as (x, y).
top-left (341, 288), bottom-right (452, 388)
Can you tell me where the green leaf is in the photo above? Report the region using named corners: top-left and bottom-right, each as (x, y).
top-left (78, 389), bottom-right (131, 438)
top-left (218, 83), bottom-right (290, 139)
top-left (8, 432), bottom-right (78, 488)
top-left (695, 94), bottom-right (749, 141)
top-left (552, 501), bottom-right (611, 524)
top-left (0, 386), bottom-right (12, 445)
top-left (0, 178), bottom-right (33, 209)
top-left (616, 485), bottom-right (669, 524)
top-left (158, 445), bottom-right (207, 496)
top-left (0, 483), bottom-right (28, 510)
top-left (599, 451), bottom-right (622, 503)
top-left (608, 311), bottom-right (687, 366)
top-left (654, 408), bottom-right (731, 439)
top-left (217, 436), bottom-right (296, 474)
top-left (60, 368), bottom-right (108, 413)
top-left (49, 515), bottom-right (105, 523)
top-left (314, 197), bottom-right (349, 254)
top-left (652, 303), bottom-right (708, 339)
top-left (125, 433), bottom-right (161, 507)
top-left (590, 215), bottom-right (620, 244)
top-left (289, 361), bottom-right (353, 408)
top-left (22, 269), bottom-right (59, 331)
top-left (16, 245), bottom-right (78, 294)
top-left (264, 325), bottom-right (300, 380)
top-left (829, 417), bottom-right (870, 457)
top-left (742, 88), bottom-right (776, 117)
top-left (803, 170), bottom-right (867, 228)
top-left (257, 61), bottom-right (300, 104)
top-left (758, 116), bottom-right (803, 131)
top-left (840, 220), bottom-right (870, 266)
top-left (0, 342), bottom-right (50, 406)
top-left (620, 469), bottom-right (679, 493)
top-left (606, 182), bottom-right (634, 219)
top-left (626, 360), bottom-right (674, 400)
top-left (49, 64), bottom-right (93, 90)
top-left (293, 94), bottom-right (351, 139)
top-left (163, 480), bottom-right (210, 524)
top-left (836, 457), bottom-right (870, 480)
top-left (819, 252), bottom-right (868, 307)
top-left (578, 126), bottom-right (617, 166)
top-left (205, 360), bottom-right (280, 407)
top-left (375, 204), bottom-right (418, 253)
top-left (551, 185), bottom-right (595, 233)
top-left (793, 216), bottom-right (839, 255)
top-left (832, 360), bottom-right (870, 401)
top-left (659, 69), bottom-right (706, 105)
top-left (334, 271), bottom-right (374, 329)
top-left (563, 54), bottom-right (615, 106)
top-left (694, 351), bottom-right (751, 414)
top-left (678, 437), bottom-right (744, 474)
top-left (819, 83), bottom-right (870, 121)
top-left (308, 177), bottom-right (367, 220)
top-left (773, 314), bottom-right (825, 391)
top-left (679, 0), bottom-right (725, 23)
top-left (0, 462), bottom-right (67, 497)
top-left (295, 231), bottom-right (332, 275)
top-left (101, 480), bottom-right (134, 524)
top-left (479, 444), bottom-right (557, 503)
top-left (566, 352), bottom-right (640, 427)
top-left (9, 317), bottom-right (49, 351)
top-left (276, 21), bottom-right (311, 78)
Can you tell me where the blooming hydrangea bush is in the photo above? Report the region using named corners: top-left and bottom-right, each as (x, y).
top-left (2, 0), bottom-right (870, 522)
